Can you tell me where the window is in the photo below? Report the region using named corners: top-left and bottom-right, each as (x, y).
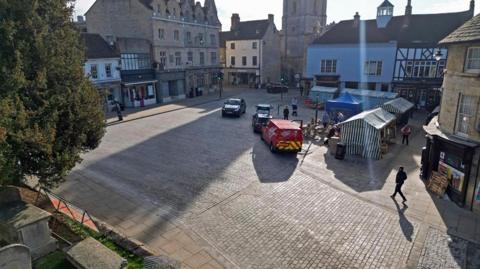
top-left (90, 64), bottom-right (98, 79)
top-left (146, 85), bottom-right (155, 99)
top-left (364, 61), bottom-right (383, 76)
top-left (175, 52), bottom-right (181, 66)
top-left (252, 56), bottom-right (257, 66)
top-left (187, 51), bottom-right (193, 62)
top-left (198, 33), bottom-right (204, 45)
top-left (344, 81), bottom-right (358, 89)
top-left (321, 60), bottom-right (337, 73)
top-left (466, 47), bottom-right (480, 72)
top-left (381, 83), bottom-right (389, 92)
top-left (292, 1), bottom-right (297, 15)
top-left (242, 56), bottom-right (247, 66)
top-left (456, 94), bottom-right (478, 136)
top-left (186, 32), bottom-right (192, 43)
top-left (231, 56), bottom-right (236, 66)
top-left (210, 34), bottom-right (216, 46)
top-left (105, 63), bottom-right (112, 78)
top-left (252, 42), bottom-right (257, 49)
top-left (200, 52), bottom-right (205, 66)
top-left (121, 53), bottom-right (151, 70)
top-left (211, 52), bottom-right (217, 64)
top-left (230, 42), bottom-right (235, 50)
top-left (158, 29), bottom-right (165, 40)
top-left (169, 54), bottom-right (174, 64)
top-left (174, 30), bottom-right (179, 41)
top-left (367, 82), bottom-right (376, 91)
top-left (406, 60), bottom-right (445, 78)
top-left (159, 51), bottom-right (166, 65)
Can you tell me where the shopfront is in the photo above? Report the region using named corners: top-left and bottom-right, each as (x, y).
top-left (93, 81), bottom-right (122, 112)
top-left (393, 85), bottom-right (441, 111)
top-left (122, 80), bottom-right (158, 108)
top-left (225, 68), bottom-right (259, 88)
top-left (424, 128), bottom-right (479, 209)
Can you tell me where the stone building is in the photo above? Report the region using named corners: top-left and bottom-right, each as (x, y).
top-left (281, 0), bottom-right (328, 82)
top-left (85, 0), bottom-right (221, 104)
top-left (423, 13), bottom-right (480, 214)
top-left (220, 14), bottom-right (281, 87)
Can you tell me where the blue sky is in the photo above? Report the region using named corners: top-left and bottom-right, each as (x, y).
top-left (74, 0), bottom-right (476, 30)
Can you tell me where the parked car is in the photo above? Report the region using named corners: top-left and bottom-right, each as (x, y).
top-left (252, 104), bottom-right (273, 133)
top-left (266, 83), bottom-right (288, 94)
top-left (261, 119), bottom-right (303, 153)
top-left (222, 98), bottom-right (246, 117)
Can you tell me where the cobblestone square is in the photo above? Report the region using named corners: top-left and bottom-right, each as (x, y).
top-left (53, 89), bottom-right (480, 268)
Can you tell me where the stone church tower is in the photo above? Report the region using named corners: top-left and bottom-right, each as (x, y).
top-left (281, 0), bottom-right (327, 81)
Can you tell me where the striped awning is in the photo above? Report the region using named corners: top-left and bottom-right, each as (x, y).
top-left (338, 108), bottom-right (396, 159)
top-left (381, 98), bottom-right (414, 114)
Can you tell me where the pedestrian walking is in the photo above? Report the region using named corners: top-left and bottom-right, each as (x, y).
top-left (291, 97), bottom-right (298, 117)
top-left (300, 85), bottom-right (304, 97)
top-left (391, 167), bottom-right (408, 202)
top-left (322, 112), bottom-right (330, 128)
top-left (401, 125), bottom-right (412, 145)
top-left (113, 100), bottom-right (123, 121)
top-left (283, 105), bottom-right (290, 120)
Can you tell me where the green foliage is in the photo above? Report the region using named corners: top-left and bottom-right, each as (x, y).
top-left (62, 218), bottom-right (144, 269)
top-left (34, 251), bottom-right (76, 269)
top-left (0, 0), bottom-right (105, 187)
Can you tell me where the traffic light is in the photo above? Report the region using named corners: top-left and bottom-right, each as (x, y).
top-left (217, 72), bottom-right (224, 81)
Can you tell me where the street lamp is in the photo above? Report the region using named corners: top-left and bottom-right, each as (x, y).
top-left (434, 50), bottom-right (443, 62)
top-left (434, 50), bottom-right (443, 78)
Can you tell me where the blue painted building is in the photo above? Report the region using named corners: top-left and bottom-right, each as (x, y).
top-left (306, 42), bottom-right (397, 91)
top-left (305, 0), bottom-right (474, 109)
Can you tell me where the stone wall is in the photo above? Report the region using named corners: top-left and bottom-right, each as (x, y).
top-left (438, 42), bottom-right (480, 142)
top-left (261, 23), bottom-right (281, 83)
top-left (86, 0), bottom-right (152, 41)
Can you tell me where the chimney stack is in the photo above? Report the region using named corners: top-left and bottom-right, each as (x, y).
top-left (471, 0), bottom-right (475, 16)
top-left (231, 13), bottom-right (240, 31)
top-left (268, 14), bottom-right (274, 24)
top-left (353, 12), bottom-right (360, 27)
top-left (405, 0), bottom-right (412, 16)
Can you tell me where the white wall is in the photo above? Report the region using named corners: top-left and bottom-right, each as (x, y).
top-left (226, 39), bottom-right (261, 69)
top-left (84, 58), bottom-right (121, 83)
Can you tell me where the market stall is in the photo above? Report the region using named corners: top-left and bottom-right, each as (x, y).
top-left (325, 92), bottom-right (363, 120)
top-left (305, 86), bottom-right (339, 109)
top-left (338, 108), bottom-right (397, 160)
top-left (381, 97), bottom-right (414, 125)
top-left (342, 88), bottom-right (398, 110)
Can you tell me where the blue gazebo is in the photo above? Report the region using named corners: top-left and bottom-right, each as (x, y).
top-left (325, 92), bottom-right (363, 119)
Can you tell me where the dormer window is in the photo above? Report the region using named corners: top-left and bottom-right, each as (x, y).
top-left (376, 0), bottom-right (394, 28)
top-left (377, 0), bottom-right (394, 17)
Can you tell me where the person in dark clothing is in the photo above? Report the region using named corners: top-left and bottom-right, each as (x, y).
top-left (113, 100), bottom-right (123, 121)
top-left (283, 106), bottom-right (290, 120)
top-left (401, 125), bottom-right (412, 145)
top-left (391, 167), bottom-right (408, 202)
